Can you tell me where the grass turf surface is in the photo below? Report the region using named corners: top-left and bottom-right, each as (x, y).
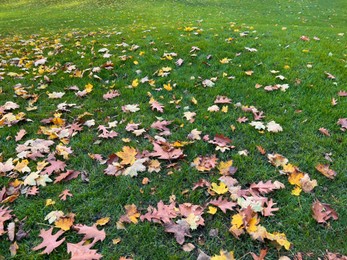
top-left (0, 0), bottom-right (346, 259)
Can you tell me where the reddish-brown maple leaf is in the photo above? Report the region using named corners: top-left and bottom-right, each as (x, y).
top-left (337, 118), bottom-right (347, 131)
top-left (312, 199), bottom-right (338, 224)
top-left (315, 164), bottom-right (337, 179)
top-left (0, 206), bottom-right (13, 236)
top-left (150, 120), bottom-right (172, 131)
top-left (73, 224), bottom-right (106, 245)
top-left (164, 221), bottom-right (191, 245)
top-left (32, 227), bottom-right (65, 254)
top-left (103, 90), bottom-right (120, 100)
top-left (97, 125), bottom-right (118, 139)
top-left (208, 197), bottom-right (236, 213)
top-left (150, 99), bottom-right (164, 113)
top-left (150, 142), bottom-right (184, 160)
top-left (214, 95), bottom-right (232, 104)
top-left (192, 179), bottom-right (211, 190)
top-left (140, 200), bottom-right (178, 224)
top-left (67, 241), bottom-right (102, 260)
top-left (41, 160), bottom-right (66, 175)
top-left (54, 170), bottom-right (80, 183)
top-left (15, 129), bottom-right (27, 142)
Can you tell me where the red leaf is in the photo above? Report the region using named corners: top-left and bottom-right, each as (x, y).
top-left (150, 141), bottom-right (184, 160)
top-left (67, 242), bottom-right (102, 260)
top-left (150, 100), bottom-right (164, 113)
top-left (54, 170), bottom-right (80, 183)
top-left (164, 221), bottom-right (191, 245)
top-left (262, 199), bottom-right (279, 217)
top-left (140, 200), bottom-right (178, 224)
top-left (208, 197), bottom-right (236, 213)
top-left (312, 199), bottom-right (338, 223)
top-left (41, 160), bottom-right (66, 175)
top-left (103, 90), bottom-right (120, 100)
top-left (319, 127), bottom-right (330, 136)
top-left (32, 227), bottom-right (65, 254)
top-left (73, 224), bottom-right (106, 245)
top-left (15, 129), bottom-right (27, 142)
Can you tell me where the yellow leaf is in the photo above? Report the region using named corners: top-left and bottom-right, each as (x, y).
top-left (291, 186), bottom-right (302, 196)
top-left (45, 199), bottom-right (55, 206)
top-left (96, 217), bottom-right (110, 226)
top-left (163, 83), bottom-right (172, 91)
top-left (55, 216), bottom-right (74, 231)
top-left (218, 160), bottom-right (233, 175)
top-left (231, 213), bottom-right (243, 229)
top-left (112, 238), bottom-right (121, 244)
top-left (288, 172), bottom-right (304, 186)
top-left (85, 83), bottom-right (93, 93)
top-left (132, 79), bottom-right (139, 87)
top-left (208, 206), bottom-right (217, 215)
top-left (211, 182), bottom-right (228, 195)
top-left (211, 250), bottom-right (235, 260)
top-left (116, 146), bottom-right (137, 165)
top-left (221, 106), bottom-right (228, 113)
top-left (191, 97), bottom-right (198, 105)
top-left (246, 216), bottom-right (258, 233)
top-left (266, 232), bottom-right (291, 250)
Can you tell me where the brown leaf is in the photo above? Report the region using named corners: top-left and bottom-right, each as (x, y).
top-left (7, 222), bottom-right (15, 241)
top-left (251, 248), bottom-right (268, 260)
top-left (312, 199), bottom-right (338, 223)
top-left (315, 164), bottom-right (337, 179)
top-left (32, 227), bottom-right (65, 254)
top-left (9, 242), bottom-right (19, 257)
top-left (182, 243), bottom-right (195, 252)
top-left (67, 242), bottom-right (102, 260)
top-left (324, 251), bottom-right (347, 260)
top-left (319, 128), bottom-right (330, 136)
top-left (256, 145), bottom-right (266, 155)
top-left (164, 221), bottom-right (191, 245)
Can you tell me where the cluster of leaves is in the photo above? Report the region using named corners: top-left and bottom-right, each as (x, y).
top-left (0, 15), bottom-right (346, 259)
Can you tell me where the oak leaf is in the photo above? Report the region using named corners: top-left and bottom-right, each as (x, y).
top-left (32, 227), bottom-right (65, 254)
top-left (209, 197), bottom-right (236, 213)
top-left (67, 242), bottom-right (102, 260)
top-left (74, 224), bottom-right (106, 245)
top-left (315, 164), bottom-right (337, 179)
top-left (312, 199), bottom-right (338, 223)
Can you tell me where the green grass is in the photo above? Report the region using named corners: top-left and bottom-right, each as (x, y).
top-left (0, 0), bottom-right (346, 259)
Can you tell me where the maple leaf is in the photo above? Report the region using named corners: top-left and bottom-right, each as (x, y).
top-left (210, 182), bottom-right (229, 195)
top-left (103, 90), bottom-right (120, 100)
top-left (0, 206), bottom-right (13, 236)
top-left (122, 104), bottom-right (140, 113)
top-left (217, 160), bottom-right (237, 175)
top-left (15, 129), bottom-right (27, 141)
top-left (32, 227), bottom-right (65, 254)
top-left (74, 224), bottom-right (106, 245)
top-left (149, 98), bottom-right (164, 113)
top-left (315, 164), bottom-right (337, 179)
top-left (164, 221), bottom-right (191, 245)
top-left (312, 199), bottom-right (338, 223)
top-left (140, 200), bottom-right (178, 224)
top-left (211, 250), bottom-right (235, 260)
top-left (266, 121), bottom-right (283, 133)
top-left (209, 197), bottom-right (236, 213)
top-left (41, 160), bottom-right (66, 175)
top-left (0, 158), bottom-right (15, 173)
top-left (337, 118), bottom-right (347, 131)
top-left (299, 174), bottom-right (317, 192)
top-left (150, 141), bottom-right (184, 160)
top-left (67, 242), bottom-right (102, 260)
top-left (192, 155), bottom-right (218, 172)
top-left (116, 146), bottom-right (137, 165)
top-left (54, 170), bottom-right (80, 183)
top-left (187, 128), bottom-right (201, 140)
top-left (150, 120), bottom-right (172, 131)
top-left (47, 92), bottom-right (65, 99)
top-left (267, 153), bottom-right (288, 167)
top-left (250, 121), bottom-right (265, 130)
top-left (118, 204), bottom-right (141, 224)
top-left (123, 158), bottom-right (147, 177)
top-left (55, 213), bottom-right (75, 231)
top-left (183, 111), bottom-right (196, 123)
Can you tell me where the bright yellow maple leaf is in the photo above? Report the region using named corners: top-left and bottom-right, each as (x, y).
top-left (218, 160), bottom-right (233, 175)
top-left (211, 250), bottom-right (235, 260)
top-left (116, 146), bottom-right (137, 165)
top-left (291, 186), bottom-right (302, 196)
top-left (85, 83), bottom-right (93, 93)
top-left (55, 216), bottom-right (74, 231)
top-left (208, 206), bottom-right (218, 215)
top-left (96, 217), bottom-right (110, 226)
top-left (132, 79), bottom-right (139, 87)
top-left (211, 182), bottom-right (228, 195)
top-left (288, 171), bottom-right (304, 186)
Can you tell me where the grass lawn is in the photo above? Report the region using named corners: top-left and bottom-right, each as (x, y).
top-left (0, 0), bottom-right (346, 259)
